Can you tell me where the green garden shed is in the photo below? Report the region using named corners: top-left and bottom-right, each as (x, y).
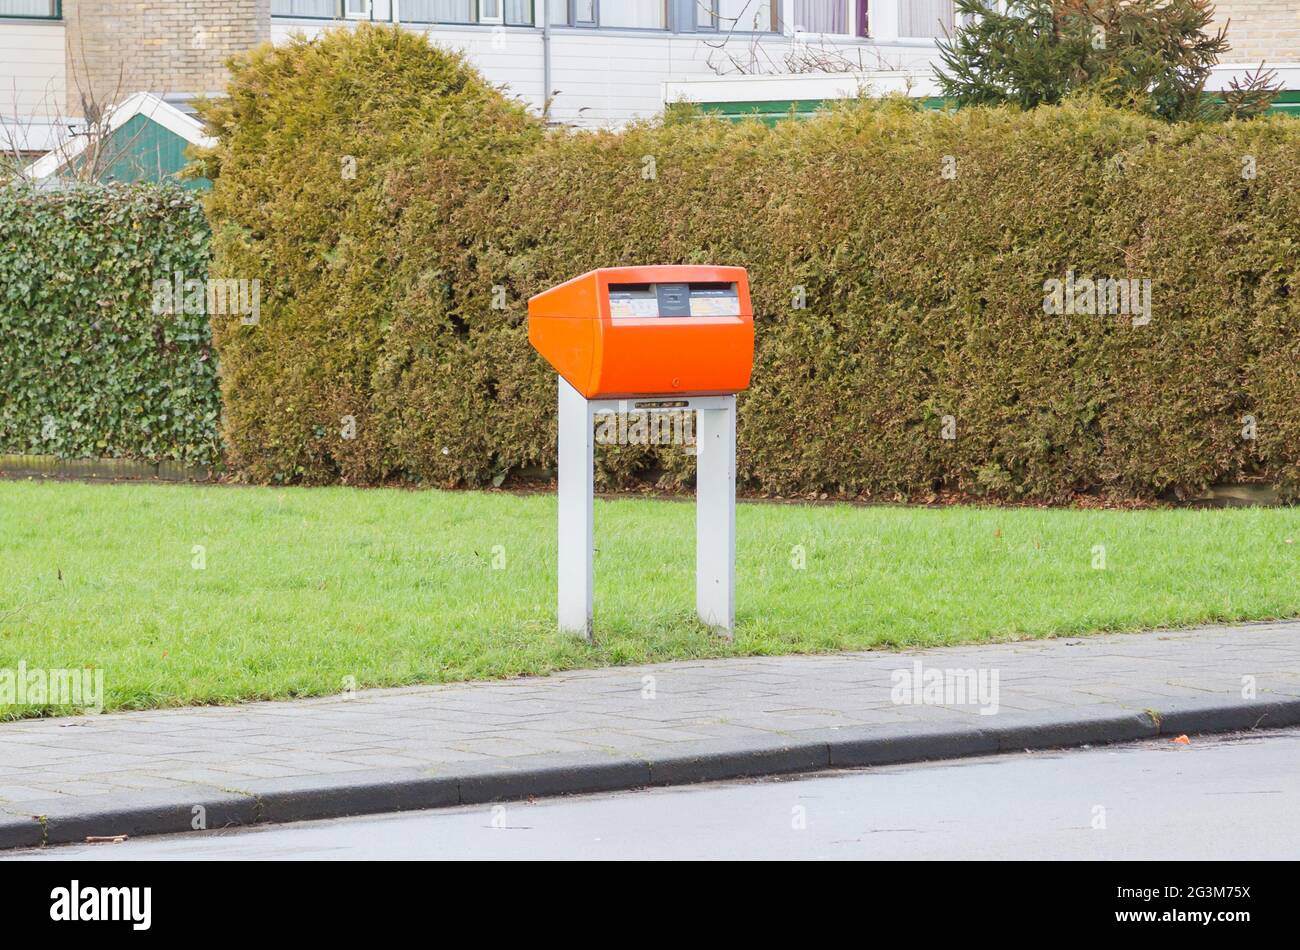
top-left (24, 92), bottom-right (212, 189)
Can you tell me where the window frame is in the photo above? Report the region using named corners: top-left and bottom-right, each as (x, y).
top-left (0, 0), bottom-right (62, 20)
top-left (695, 1), bottom-right (717, 32)
top-left (697, 1), bottom-right (780, 35)
top-left (380, 1), bottom-right (537, 26)
top-left (898, 0), bottom-right (957, 40)
top-left (791, 0), bottom-right (865, 36)
top-left (557, 0), bottom-right (672, 32)
top-left (263, 0), bottom-right (877, 39)
top-left (269, 0), bottom-right (348, 20)
top-left (571, 0), bottom-right (598, 28)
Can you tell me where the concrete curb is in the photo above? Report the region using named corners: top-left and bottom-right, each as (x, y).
top-left (4, 696), bottom-right (1299, 851)
top-left (0, 816), bottom-right (43, 851)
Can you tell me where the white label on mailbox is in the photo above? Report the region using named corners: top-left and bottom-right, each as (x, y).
top-left (610, 297), bottom-right (660, 318)
top-left (689, 296), bottom-right (741, 317)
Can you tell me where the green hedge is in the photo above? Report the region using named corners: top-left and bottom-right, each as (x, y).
top-left (0, 183), bottom-right (220, 467)
top-left (201, 24), bottom-right (1300, 501)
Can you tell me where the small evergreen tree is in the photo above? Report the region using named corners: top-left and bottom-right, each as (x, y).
top-left (935, 0), bottom-right (1276, 122)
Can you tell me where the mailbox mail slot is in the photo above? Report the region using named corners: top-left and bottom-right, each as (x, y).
top-left (528, 265), bottom-right (754, 399)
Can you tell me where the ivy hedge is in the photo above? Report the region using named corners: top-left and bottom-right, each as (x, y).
top-left (197, 24), bottom-right (1299, 501)
top-left (0, 183), bottom-right (220, 467)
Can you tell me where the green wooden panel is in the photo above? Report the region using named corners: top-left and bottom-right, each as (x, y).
top-left (697, 91), bottom-right (1297, 122)
top-left (78, 114), bottom-right (210, 190)
top-left (697, 96), bottom-right (953, 123)
top-left (1269, 90), bottom-right (1300, 115)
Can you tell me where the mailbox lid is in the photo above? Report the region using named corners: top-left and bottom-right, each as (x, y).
top-left (529, 266), bottom-right (751, 320)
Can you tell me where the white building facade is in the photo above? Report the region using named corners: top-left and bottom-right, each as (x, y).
top-left (272, 1), bottom-right (957, 127)
top-left (2, 1), bottom-right (953, 141)
top-left (3, 1), bottom-right (1297, 156)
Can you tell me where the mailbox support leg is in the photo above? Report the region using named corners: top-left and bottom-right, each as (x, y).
top-left (695, 396), bottom-right (736, 639)
top-left (557, 377), bottom-right (593, 639)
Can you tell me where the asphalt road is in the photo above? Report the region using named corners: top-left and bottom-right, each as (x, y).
top-left (9, 728), bottom-right (1300, 860)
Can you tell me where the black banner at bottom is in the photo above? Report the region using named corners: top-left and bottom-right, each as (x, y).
top-left (0, 860), bottom-right (1284, 937)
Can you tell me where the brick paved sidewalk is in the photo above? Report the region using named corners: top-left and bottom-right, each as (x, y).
top-left (1, 621), bottom-right (1298, 847)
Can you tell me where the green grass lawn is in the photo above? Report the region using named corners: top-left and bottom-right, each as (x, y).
top-left (1, 479), bottom-right (1297, 719)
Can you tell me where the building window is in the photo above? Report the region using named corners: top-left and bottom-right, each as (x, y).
top-left (400, 0), bottom-right (534, 24)
top-left (696, 1), bottom-right (778, 33)
top-left (901, 0), bottom-right (954, 38)
top-left (271, 0), bottom-right (341, 17)
top-left (600, 2), bottom-right (667, 29)
top-left (503, 0), bottom-right (534, 22)
top-left (791, 0), bottom-right (856, 35)
top-left (0, 0), bottom-right (60, 17)
top-left (343, 0), bottom-right (371, 18)
top-left (555, 1), bottom-right (667, 30)
top-left (404, 0), bottom-right (473, 22)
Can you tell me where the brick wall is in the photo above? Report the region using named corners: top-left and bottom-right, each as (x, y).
top-left (63, 1), bottom-right (270, 115)
top-left (1212, 0), bottom-right (1300, 64)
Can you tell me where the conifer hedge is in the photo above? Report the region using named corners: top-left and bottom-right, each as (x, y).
top-left (198, 24), bottom-right (1300, 501)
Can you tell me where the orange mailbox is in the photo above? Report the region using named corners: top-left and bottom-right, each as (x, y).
top-left (528, 265), bottom-right (754, 399)
top-left (532, 265), bottom-right (751, 643)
